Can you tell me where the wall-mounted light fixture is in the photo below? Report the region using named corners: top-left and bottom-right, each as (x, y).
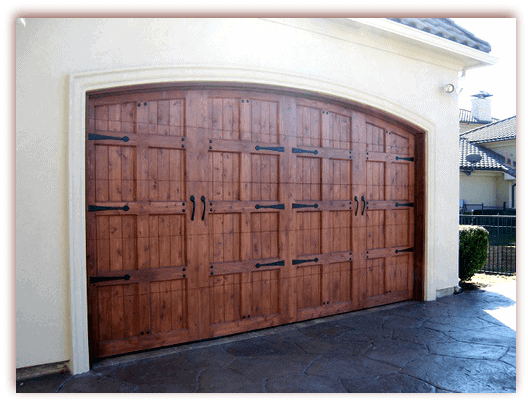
top-left (443, 84), bottom-right (455, 94)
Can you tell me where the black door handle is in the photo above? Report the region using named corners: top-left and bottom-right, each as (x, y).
top-left (361, 195), bottom-right (366, 215)
top-left (201, 196), bottom-right (206, 221)
top-left (354, 196), bottom-right (359, 216)
top-left (190, 195), bottom-right (195, 221)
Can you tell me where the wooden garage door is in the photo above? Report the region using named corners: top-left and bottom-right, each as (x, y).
top-left (86, 85), bottom-right (422, 359)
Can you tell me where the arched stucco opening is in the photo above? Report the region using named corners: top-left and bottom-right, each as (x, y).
top-left (69, 65), bottom-right (433, 374)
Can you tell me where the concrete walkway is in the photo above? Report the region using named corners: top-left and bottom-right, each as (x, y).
top-left (17, 282), bottom-right (516, 393)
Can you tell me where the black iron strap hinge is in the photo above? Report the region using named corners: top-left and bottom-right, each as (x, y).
top-left (395, 247), bottom-right (414, 254)
top-left (292, 203), bottom-right (318, 209)
top-left (255, 204), bottom-right (285, 210)
top-left (395, 156), bottom-right (414, 162)
top-left (292, 258), bottom-right (319, 265)
top-left (292, 148), bottom-right (318, 155)
top-left (395, 202), bottom-right (414, 208)
top-left (255, 260), bottom-right (285, 268)
top-left (90, 274), bottom-right (131, 284)
top-left (255, 145), bottom-right (284, 152)
top-left (89, 205), bottom-right (130, 212)
top-left (89, 133), bottom-right (129, 142)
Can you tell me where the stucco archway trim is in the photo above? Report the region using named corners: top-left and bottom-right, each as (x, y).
top-left (69, 64), bottom-right (436, 374)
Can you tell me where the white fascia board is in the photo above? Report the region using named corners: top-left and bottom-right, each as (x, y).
top-left (349, 18), bottom-right (497, 70)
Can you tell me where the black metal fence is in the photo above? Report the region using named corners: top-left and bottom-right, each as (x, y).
top-left (459, 214), bottom-right (516, 275)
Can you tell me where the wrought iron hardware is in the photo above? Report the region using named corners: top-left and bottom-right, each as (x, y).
top-left (201, 196), bottom-right (206, 221)
top-left (292, 148), bottom-right (318, 155)
top-left (88, 133), bottom-right (129, 142)
top-left (395, 156), bottom-right (414, 162)
top-left (255, 145), bottom-right (285, 152)
top-left (255, 204), bottom-right (285, 210)
top-left (255, 260), bottom-right (285, 268)
top-left (292, 258), bottom-right (319, 265)
top-left (190, 195), bottom-right (196, 221)
top-left (361, 195), bottom-right (366, 215)
top-left (354, 196), bottom-right (359, 216)
top-left (395, 247), bottom-right (414, 254)
top-left (395, 202), bottom-right (415, 207)
top-left (90, 274), bottom-right (131, 284)
top-left (292, 203), bottom-right (318, 209)
top-left (89, 205), bottom-right (129, 212)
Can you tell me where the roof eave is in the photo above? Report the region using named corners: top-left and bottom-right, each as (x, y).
top-left (350, 18), bottom-right (497, 70)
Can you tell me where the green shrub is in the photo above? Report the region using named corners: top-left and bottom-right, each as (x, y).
top-left (459, 225), bottom-right (489, 281)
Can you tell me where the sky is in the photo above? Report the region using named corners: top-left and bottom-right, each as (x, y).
top-left (451, 18), bottom-right (517, 120)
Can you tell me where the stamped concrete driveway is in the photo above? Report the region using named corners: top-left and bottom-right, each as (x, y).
top-left (17, 281), bottom-right (516, 393)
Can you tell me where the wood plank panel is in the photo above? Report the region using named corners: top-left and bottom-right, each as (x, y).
top-left (87, 85), bottom-right (422, 359)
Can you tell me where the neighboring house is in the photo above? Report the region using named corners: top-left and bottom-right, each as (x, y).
top-left (16, 18), bottom-right (496, 375)
top-left (459, 94), bottom-right (516, 210)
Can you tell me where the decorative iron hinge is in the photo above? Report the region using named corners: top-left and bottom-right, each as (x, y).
top-left (88, 205), bottom-right (130, 212)
top-left (255, 260), bottom-right (285, 268)
top-left (255, 204), bottom-right (285, 210)
top-left (255, 145), bottom-right (284, 152)
top-left (90, 274), bottom-right (131, 284)
top-left (292, 148), bottom-right (318, 155)
top-left (395, 156), bottom-right (414, 162)
top-left (395, 247), bottom-right (414, 254)
top-left (292, 258), bottom-right (319, 265)
top-left (395, 202), bottom-right (414, 208)
top-left (292, 203), bottom-right (319, 209)
top-left (88, 133), bottom-right (129, 142)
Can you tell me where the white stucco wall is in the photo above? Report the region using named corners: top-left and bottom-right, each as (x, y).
top-left (16, 18), bottom-right (493, 372)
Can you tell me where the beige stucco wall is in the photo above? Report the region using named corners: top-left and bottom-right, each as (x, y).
top-left (16, 18), bottom-right (490, 371)
top-left (484, 140), bottom-right (516, 164)
top-left (460, 171), bottom-right (515, 207)
top-left (460, 172), bottom-right (499, 206)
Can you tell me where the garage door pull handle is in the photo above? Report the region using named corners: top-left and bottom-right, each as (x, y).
top-left (292, 203), bottom-right (318, 209)
top-left (255, 260), bottom-right (285, 268)
top-left (88, 133), bottom-right (129, 142)
top-left (292, 258), bottom-right (319, 265)
top-left (395, 247), bottom-right (414, 254)
top-left (361, 195), bottom-right (367, 215)
top-left (395, 156), bottom-right (414, 162)
top-left (255, 204), bottom-right (285, 210)
top-left (90, 274), bottom-right (131, 284)
top-left (292, 147), bottom-right (318, 155)
top-left (190, 195), bottom-right (196, 221)
top-left (354, 196), bottom-right (359, 216)
top-left (255, 145), bottom-right (285, 152)
top-left (88, 205), bottom-right (129, 212)
top-left (201, 196), bottom-right (206, 221)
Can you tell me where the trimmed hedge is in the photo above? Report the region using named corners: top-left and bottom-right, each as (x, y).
top-left (459, 225), bottom-right (489, 281)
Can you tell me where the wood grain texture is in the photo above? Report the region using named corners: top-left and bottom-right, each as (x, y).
top-left (86, 85), bottom-right (424, 359)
